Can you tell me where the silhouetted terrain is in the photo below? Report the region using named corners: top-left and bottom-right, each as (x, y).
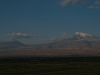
top-left (0, 57), bottom-right (100, 75)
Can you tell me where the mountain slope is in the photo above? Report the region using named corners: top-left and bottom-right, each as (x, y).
top-left (0, 39), bottom-right (25, 49)
top-left (38, 32), bottom-right (100, 49)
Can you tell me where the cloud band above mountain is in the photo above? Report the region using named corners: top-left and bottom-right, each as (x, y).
top-left (7, 33), bottom-right (41, 38)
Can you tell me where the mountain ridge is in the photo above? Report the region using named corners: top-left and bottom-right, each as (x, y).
top-left (0, 32), bottom-right (100, 57)
top-left (0, 39), bottom-right (25, 49)
top-left (37, 32), bottom-right (100, 49)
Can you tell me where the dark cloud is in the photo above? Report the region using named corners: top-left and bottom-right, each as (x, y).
top-left (60, 0), bottom-right (88, 7)
top-left (87, 20), bottom-right (93, 23)
top-left (88, 0), bottom-right (100, 9)
top-left (59, 0), bottom-right (100, 9)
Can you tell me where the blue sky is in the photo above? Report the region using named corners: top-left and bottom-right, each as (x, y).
top-left (0, 0), bottom-right (100, 44)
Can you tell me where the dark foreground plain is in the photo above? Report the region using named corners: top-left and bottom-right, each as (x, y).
top-left (0, 57), bottom-right (100, 75)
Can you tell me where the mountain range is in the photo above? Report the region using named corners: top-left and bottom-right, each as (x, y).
top-left (0, 32), bottom-right (100, 57)
top-left (38, 32), bottom-right (100, 49)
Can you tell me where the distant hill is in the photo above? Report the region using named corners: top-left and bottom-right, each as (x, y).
top-left (30, 33), bottom-right (100, 56)
top-left (37, 32), bottom-right (100, 49)
top-left (0, 39), bottom-right (25, 49)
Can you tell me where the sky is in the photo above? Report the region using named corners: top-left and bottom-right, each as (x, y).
top-left (0, 0), bottom-right (100, 45)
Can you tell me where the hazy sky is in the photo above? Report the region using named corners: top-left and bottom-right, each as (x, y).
top-left (0, 0), bottom-right (100, 44)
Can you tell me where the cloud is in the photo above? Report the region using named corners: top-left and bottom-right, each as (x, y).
top-left (95, 0), bottom-right (100, 5)
top-left (88, 0), bottom-right (100, 9)
top-left (48, 38), bottom-right (57, 41)
top-left (88, 5), bottom-right (99, 9)
top-left (88, 5), bottom-right (95, 9)
top-left (87, 20), bottom-right (93, 22)
top-left (7, 33), bottom-right (41, 38)
top-left (59, 0), bottom-right (100, 9)
top-left (60, 0), bottom-right (88, 7)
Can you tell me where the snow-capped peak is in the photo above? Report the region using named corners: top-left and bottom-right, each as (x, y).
top-left (75, 32), bottom-right (92, 37)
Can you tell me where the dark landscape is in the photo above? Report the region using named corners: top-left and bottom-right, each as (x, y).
top-left (0, 57), bottom-right (100, 75)
top-left (1, 0), bottom-right (100, 74)
top-left (0, 32), bottom-right (100, 57)
top-left (0, 32), bottom-right (100, 75)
